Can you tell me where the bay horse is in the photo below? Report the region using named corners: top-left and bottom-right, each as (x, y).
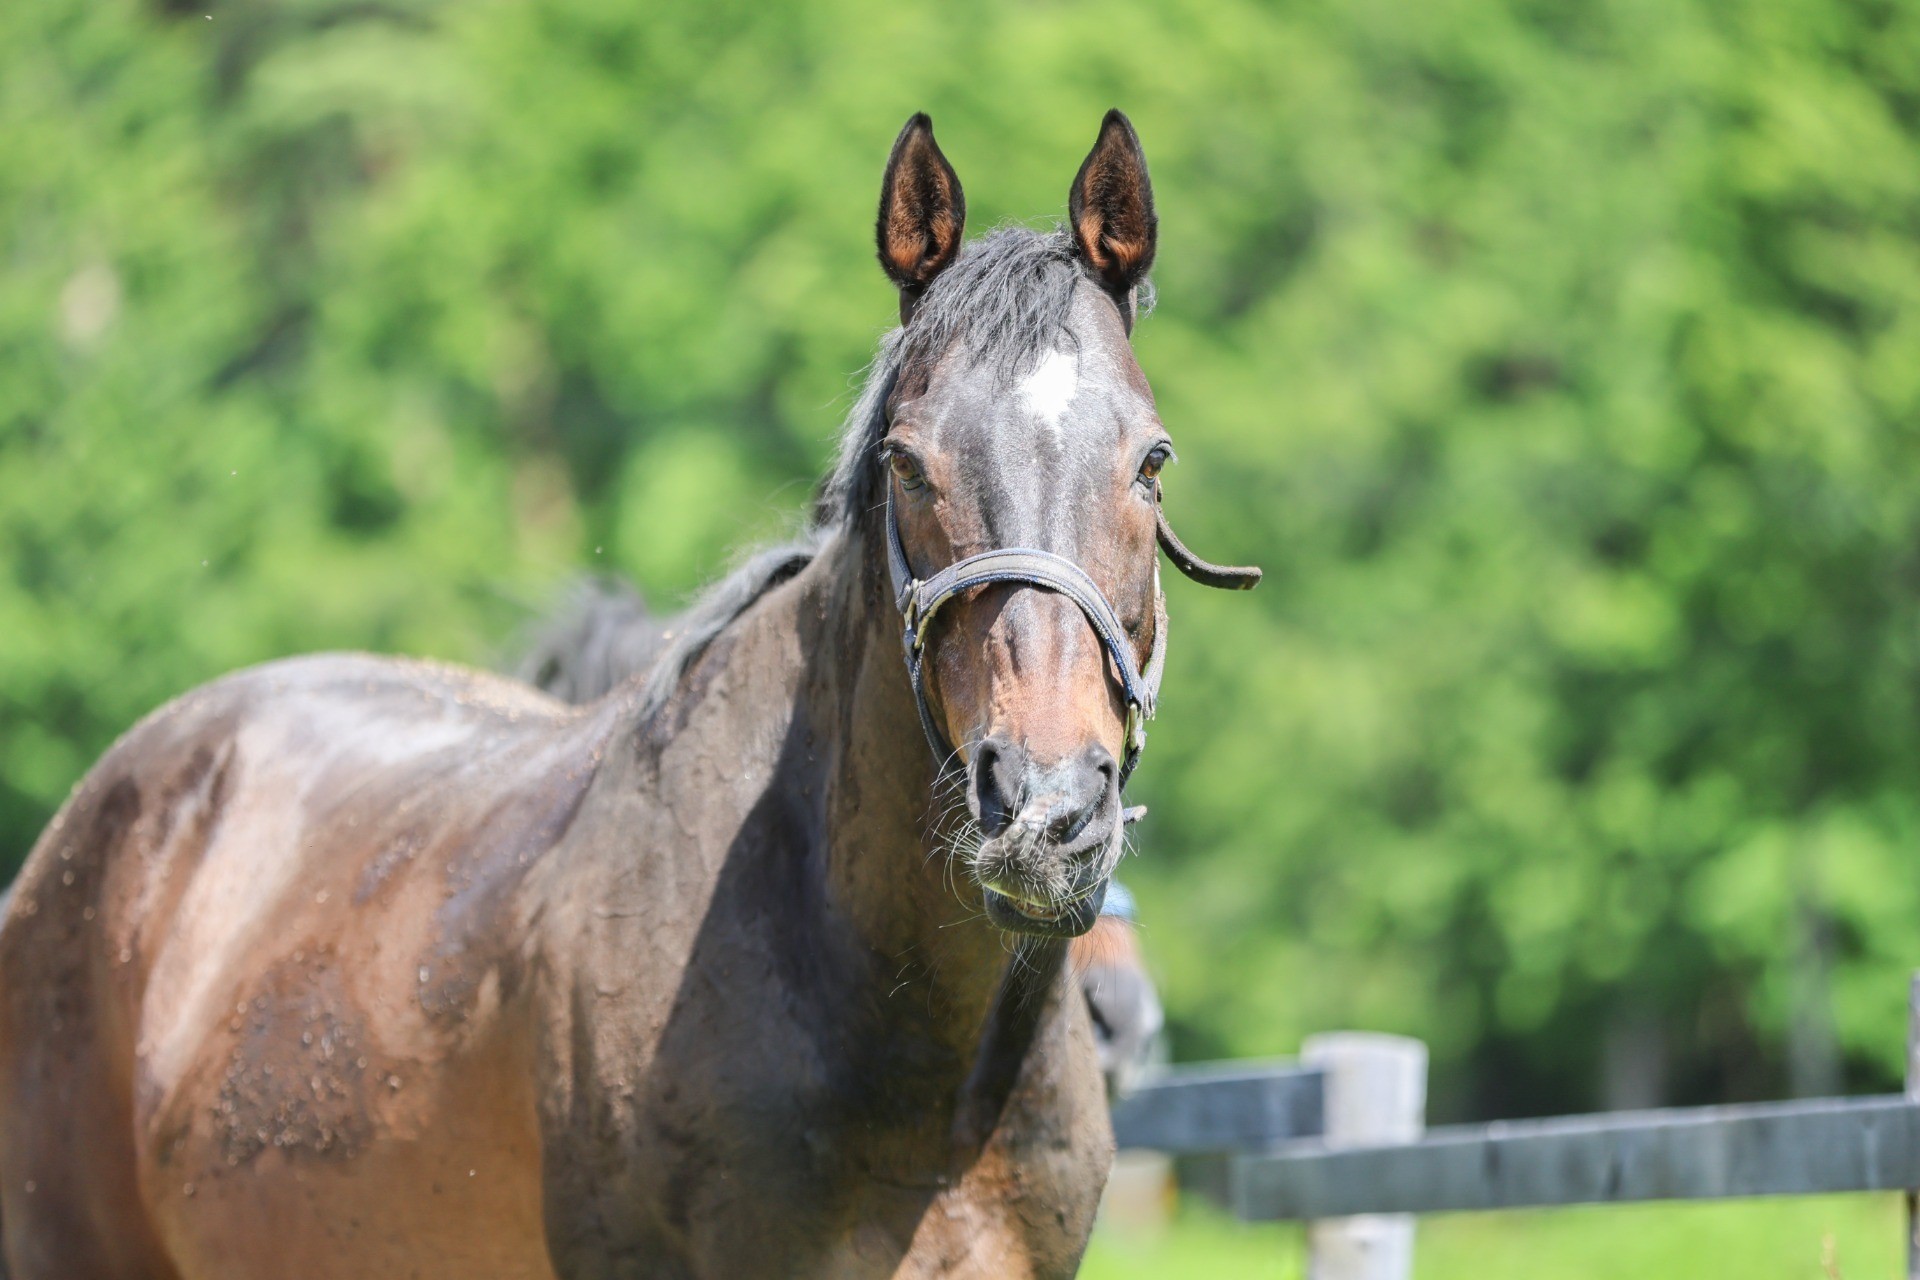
top-left (0, 111), bottom-right (1257, 1278)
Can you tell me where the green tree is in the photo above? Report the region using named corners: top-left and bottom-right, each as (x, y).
top-left (4, 0), bottom-right (1919, 1116)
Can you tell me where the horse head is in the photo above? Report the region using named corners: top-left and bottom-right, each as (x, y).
top-left (870, 111), bottom-right (1257, 938)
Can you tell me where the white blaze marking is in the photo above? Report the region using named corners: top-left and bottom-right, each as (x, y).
top-left (1019, 349), bottom-right (1079, 443)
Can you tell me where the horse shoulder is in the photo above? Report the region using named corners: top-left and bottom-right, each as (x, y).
top-left (1, 652), bottom-right (596, 1279)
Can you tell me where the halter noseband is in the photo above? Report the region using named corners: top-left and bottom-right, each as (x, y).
top-left (884, 477), bottom-right (1260, 790)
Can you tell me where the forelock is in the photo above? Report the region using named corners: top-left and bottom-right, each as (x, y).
top-left (824, 225), bottom-right (1150, 526)
top-left (897, 226), bottom-right (1082, 378)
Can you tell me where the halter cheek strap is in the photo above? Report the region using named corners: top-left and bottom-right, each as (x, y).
top-left (884, 451), bottom-right (1263, 791)
top-left (885, 482), bottom-right (1173, 787)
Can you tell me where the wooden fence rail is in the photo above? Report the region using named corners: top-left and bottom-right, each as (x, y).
top-left (1107, 972), bottom-right (1920, 1280)
top-left (1109, 1059), bottom-right (1323, 1152)
top-left (1234, 1094), bottom-right (1920, 1218)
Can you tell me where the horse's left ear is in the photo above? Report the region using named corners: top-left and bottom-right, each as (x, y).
top-left (1068, 110), bottom-right (1158, 321)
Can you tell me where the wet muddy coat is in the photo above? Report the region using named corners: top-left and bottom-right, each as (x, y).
top-left (0, 526), bottom-right (1112, 1279)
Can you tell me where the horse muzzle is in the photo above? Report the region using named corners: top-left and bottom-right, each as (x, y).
top-left (969, 738), bottom-right (1120, 936)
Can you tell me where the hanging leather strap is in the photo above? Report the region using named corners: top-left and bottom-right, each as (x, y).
top-left (1155, 486), bottom-right (1263, 590)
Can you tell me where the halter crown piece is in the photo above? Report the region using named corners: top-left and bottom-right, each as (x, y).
top-left (884, 477), bottom-right (1261, 793)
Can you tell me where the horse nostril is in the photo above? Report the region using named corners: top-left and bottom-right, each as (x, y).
top-left (1047, 744), bottom-right (1117, 847)
top-left (1090, 744), bottom-right (1117, 791)
top-left (972, 737), bottom-right (1023, 837)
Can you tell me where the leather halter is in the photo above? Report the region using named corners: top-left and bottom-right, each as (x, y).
top-left (884, 477), bottom-right (1260, 789)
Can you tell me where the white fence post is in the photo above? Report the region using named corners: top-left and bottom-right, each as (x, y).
top-left (1301, 1033), bottom-right (1428, 1280)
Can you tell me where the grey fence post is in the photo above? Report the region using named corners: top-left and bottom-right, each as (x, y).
top-left (1906, 973), bottom-right (1920, 1280)
top-left (1301, 1033), bottom-right (1428, 1280)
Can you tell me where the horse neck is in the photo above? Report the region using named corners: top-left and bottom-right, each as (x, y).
top-left (804, 519), bottom-right (1066, 1047)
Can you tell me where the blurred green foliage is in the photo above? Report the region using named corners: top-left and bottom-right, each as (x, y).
top-left (5, 0), bottom-right (1920, 1117)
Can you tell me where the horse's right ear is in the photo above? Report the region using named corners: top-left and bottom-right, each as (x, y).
top-left (876, 113), bottom-right (966, 324)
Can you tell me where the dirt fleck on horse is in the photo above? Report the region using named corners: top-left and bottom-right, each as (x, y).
top-left (0, 111), bottom-right (1256, 1278)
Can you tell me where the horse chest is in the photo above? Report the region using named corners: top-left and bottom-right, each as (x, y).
top-left (540, 962), bottom-right (1107, 1279)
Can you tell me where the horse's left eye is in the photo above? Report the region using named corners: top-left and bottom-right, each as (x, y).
top-left (890, 451), bottom-right (925, 491)
top-left (1137, 445), bottom-right (1172, 485)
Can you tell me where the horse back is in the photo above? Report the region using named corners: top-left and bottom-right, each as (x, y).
top-left (0, 653), bottom-right (601, 1279)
